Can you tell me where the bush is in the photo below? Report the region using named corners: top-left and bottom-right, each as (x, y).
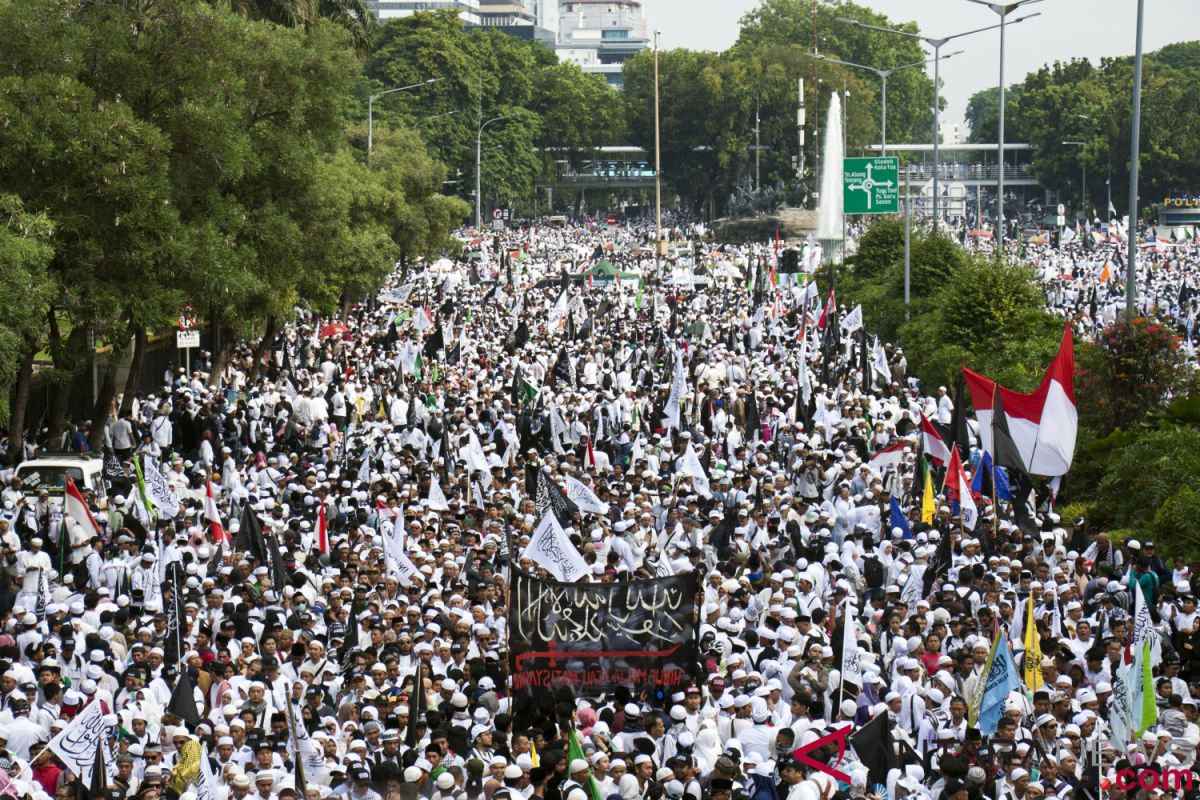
top-left (1076, 317), bottom-right (1187, 435)
top-left (895, 254), bottom-right (1063, 391)
top-left (1090, 427), bottom-right (1200, 546)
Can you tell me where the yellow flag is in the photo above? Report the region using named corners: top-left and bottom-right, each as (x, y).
top-left (1023, 597), bottom-right (1044, 690)
top-left (920, 460), bottom-right (935, 524)
top-left (530, 740), bottom-right (540, 768)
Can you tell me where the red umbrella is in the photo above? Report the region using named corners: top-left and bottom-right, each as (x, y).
top-left (319, 322), bottom-right (349, 338)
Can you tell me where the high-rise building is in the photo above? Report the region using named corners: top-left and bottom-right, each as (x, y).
top-left (369, 0), bottom-right (482, 23)
top-left (557, 0), bottom-right (648, 88)
top-left (476, 0), bottom-right (556, 44)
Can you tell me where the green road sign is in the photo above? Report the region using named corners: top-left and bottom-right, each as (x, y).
top-left (843, 157), bottom-right (899, 214)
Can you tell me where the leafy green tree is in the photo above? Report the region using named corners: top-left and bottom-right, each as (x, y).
top-left (1076, 317), bottom-right (1188, 436)
top-left (0, 195), bottom-right (55, 456)
top-left (1091, 427), bottom-right (1200, 550)
top-left (893, 253), bottom-right (1063, 390)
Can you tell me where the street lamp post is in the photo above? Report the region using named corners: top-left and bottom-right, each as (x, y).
top-left (1127, 0), bottom-right (1146, 316)
top-left (368, 78), bottom-right (444, 157)
top-left (836, 14), bottom-right (1036, 229)
top-left (965, 0), bottom-right (1044, 253)
top-left (806, 51), bottom-right (961, 157)
top-left (654, 30), bottom-right (663, 275)
top-left (475, 116), bottom-right (510, 229)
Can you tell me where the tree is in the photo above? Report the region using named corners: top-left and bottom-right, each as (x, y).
top-left (892, 253), bottom-right (1063, 391)
top-left (964, 43), bottom-right (1200, 217)
top-left (1076, 317), bottom-right (1189, 436)
top-left (0, 195), bottom-right (54, 456)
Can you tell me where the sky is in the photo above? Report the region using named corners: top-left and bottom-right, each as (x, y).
top-left (649, 0), bottom-right (1200, 133)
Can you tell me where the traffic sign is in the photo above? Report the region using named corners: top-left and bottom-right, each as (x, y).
top-left (1057, 203), bottom-right (1065, 215)
top-left (176, 330), bottom-right (200, 349)
top-left (492, 208), bottom-right (503, 221)
top-left (843, 157), bottom-right (899, 214)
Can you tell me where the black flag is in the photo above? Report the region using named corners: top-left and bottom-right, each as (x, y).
top-left (340, 600), bottom-right (361, 676)
top-left (234, 504), bottom-right (269, 565)
top-left (948, 372), bottom-right (971, 460)
top-left (991, 388), bottom-right (1026, 475)
top-left (535, 469), bottom-right (578, 525)
top-left (89, 729), bottom-right (108, 798)
top-left (167, 667), bottom-right (202, 729)
top-left (268, 533), bottom-right (287, 592)
top-left (922, 524), bottom-right (953, 596)
top-left (849, 711), bottom-right (897, 786)
top-left (423, 324), bottom-right (444, 358)
top-left (743, 390), bottom-right (761, 443)
top-left (406, 664), bottom-right (425, 748)
top-left (162, 563), bottom-right (186, 668)
top-left (102, 449), bottom-right (126, 482)
top-left (553, 348), bottom-right (575, 390)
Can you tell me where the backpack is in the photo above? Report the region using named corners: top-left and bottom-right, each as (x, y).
top-left (863, 556), bottom-right (885, 589)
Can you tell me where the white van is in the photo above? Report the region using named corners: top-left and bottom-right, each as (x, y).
top-left (15, 453), bottom-right (109, 509)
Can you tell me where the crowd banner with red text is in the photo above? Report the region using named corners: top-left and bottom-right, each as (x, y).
top-left (509, 570), bottom-right (698, 696)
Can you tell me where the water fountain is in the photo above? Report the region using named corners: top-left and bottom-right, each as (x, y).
top-left (816, 93), bottom-right (844, 263)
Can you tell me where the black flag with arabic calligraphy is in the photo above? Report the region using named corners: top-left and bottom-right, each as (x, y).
top-left (508, 570), bottom-right (698, 697)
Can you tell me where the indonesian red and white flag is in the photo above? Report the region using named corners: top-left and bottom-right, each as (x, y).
top-left (376, 499), bottom-right (399, 519)
top-left (204, 479), bottom-right (226, 542)
top-left (817, 288), bottom-right (836, 330)
top-left (64, 476), bottom-right (100, 537)
top-left (919, 414), bottom-right (952, 466)
top-left (870, 439), bottom-right (909, 471)
top-left (317, 503), bottom-right (329, 555)
top-left (942, 448), bottom-right (978, 529)
top-left (963, 325), bottom-right (1077, 477)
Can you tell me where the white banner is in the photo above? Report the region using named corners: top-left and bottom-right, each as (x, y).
top-left (141, 458), bottom-right (179, 518)
top-left (48, 699), bottom-right (109, 785)
top-left (678, 443), bottom-right (711, 498)
top-left (562, 475), bottom-right (610, 515)
top-left (664, 348), bottom-right (686, 430)
top-left (840, 304), bottom-right (863, 334)
top-left (426, 479), bottom-right (449, 512)
top-left (522, 513), bottom-right (589, 583)
top-left (382, 528), bottom-right (420, 586)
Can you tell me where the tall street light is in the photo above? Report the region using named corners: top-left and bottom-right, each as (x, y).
top-left (368, 77), bottom-right (444, 156)
top-left (653, 30), bottom-right (663, 275)
top-left (965, 0), bottom-right (1044, 254)
top-left (475, 116), bottom-right (510, 229)
top-left (1126, 0), bottom-right (1146, 316)
top-left (805, 51), bottom-right (961, 157)
top-left (836, 14), bottom-right (1035, 227)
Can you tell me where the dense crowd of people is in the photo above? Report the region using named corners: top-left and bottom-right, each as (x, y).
top-left (0, 217), bottom-right (1196, 800)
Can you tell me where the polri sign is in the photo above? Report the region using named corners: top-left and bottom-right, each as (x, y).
top-left (843, 157), bottom-right (899, 214)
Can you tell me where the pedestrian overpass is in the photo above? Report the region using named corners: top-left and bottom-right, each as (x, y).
top-left (537, 146), bottom-right (656, 190)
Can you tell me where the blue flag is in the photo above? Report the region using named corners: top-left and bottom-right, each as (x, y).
top-left (889, 496), bottom-right (912, 540)
top-left (970, 452), bottom-right (1012, 502)
top-left (976, 630), bottom-right (1022, 735)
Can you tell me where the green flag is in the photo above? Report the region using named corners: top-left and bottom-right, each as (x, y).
top-left (1136, 640), bottom-right (1158, 736)
top-left (635, 276), bottom-right (644, 309)
top-left (567, 729), bottom-right (604, 800)
top-left (414, 352), bottom-right (423, 381)
top-left (519, 378), bottom-right (538, 407)
top-left (133, 457), bottom-right (154, 514)
top-left (431, 362), bottom-right (439, 383)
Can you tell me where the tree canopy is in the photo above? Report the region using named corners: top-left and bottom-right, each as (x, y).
top-left (964, 42), bottom-right (1200, 217)
top-left (0, 0), bottom-right (467, 454)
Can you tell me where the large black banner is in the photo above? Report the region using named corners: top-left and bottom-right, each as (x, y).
top-left (509, 571), bottom-right (699, 695)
